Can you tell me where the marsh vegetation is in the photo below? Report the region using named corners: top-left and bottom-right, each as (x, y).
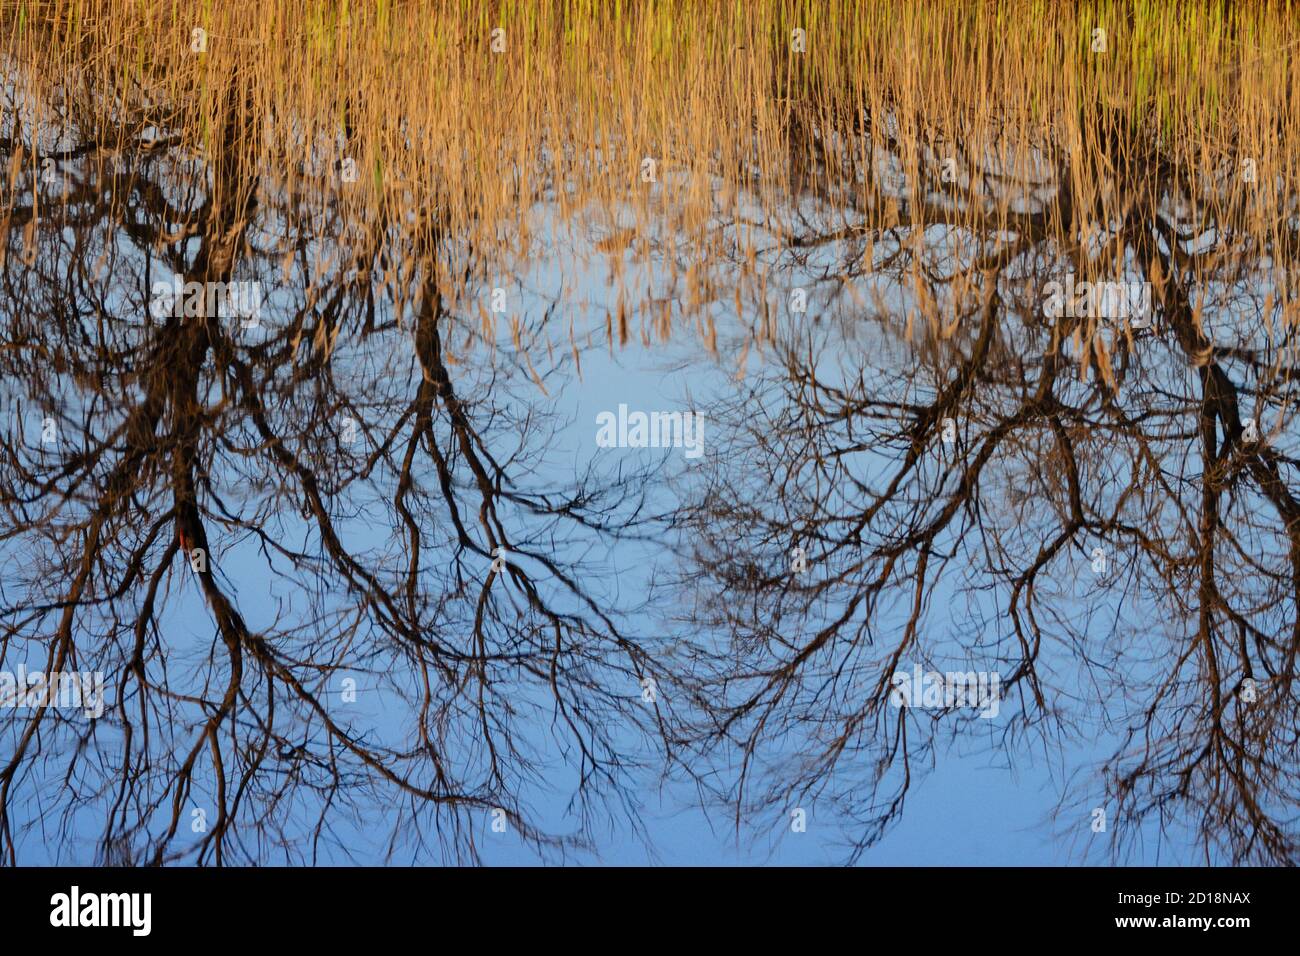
top-left (1, 1), bottom-right (1298, 865)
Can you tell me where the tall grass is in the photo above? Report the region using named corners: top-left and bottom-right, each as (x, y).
top-left (3, 1), bottom-right (1298, 334)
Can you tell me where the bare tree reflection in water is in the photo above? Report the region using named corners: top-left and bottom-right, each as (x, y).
top-left (1, 79), bottom-right (1298, 867)
top-left (667, 105), bottom-right (1300, 865)
top-left (0, 88), bottom-right (670, 865)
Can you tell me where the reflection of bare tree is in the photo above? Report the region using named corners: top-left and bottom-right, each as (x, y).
top-left (669, 106), bottom-right (1300, 864)
top-left (3, 40), bottom-right (1298, 867)
top-left (0, 84), bottom-right (666, 864)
